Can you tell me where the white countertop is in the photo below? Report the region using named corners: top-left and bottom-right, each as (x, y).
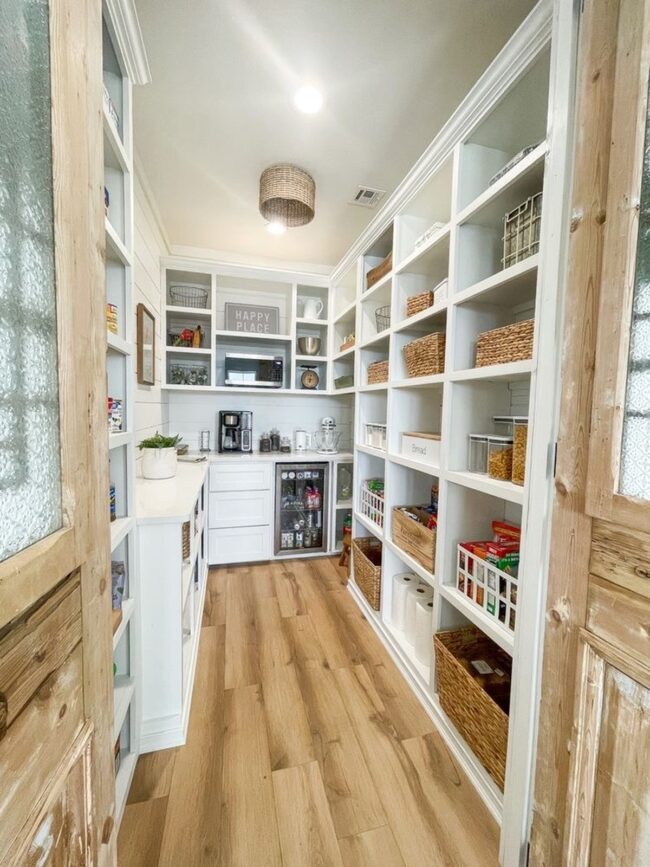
top-left (202, 449), bottom-right (353, 463)
top-left (136, 461), bottom-right (208, 524)
top-left (135, 450), bottom-right (353, 523)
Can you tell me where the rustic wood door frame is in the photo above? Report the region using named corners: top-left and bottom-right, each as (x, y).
top-left (0, 0), bottom-right (115, 862)
top-left (585, 0), bottom-right (650, 531)
top-left (530, 0), bottom-right (650, 862)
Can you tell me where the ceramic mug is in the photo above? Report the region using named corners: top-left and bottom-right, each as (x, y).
top-left (302, 298), bottom-right (323, 320)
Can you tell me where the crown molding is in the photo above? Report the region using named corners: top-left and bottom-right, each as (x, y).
top-left (104, 0), bottom-right (151, 85)
top-left (164, 249), bottom-right (332, 285)
top-left (330, 0), bottom-right (553, 285)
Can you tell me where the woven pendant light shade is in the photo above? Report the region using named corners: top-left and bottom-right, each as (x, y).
top-left (259, 163), bottom-right (315, 228)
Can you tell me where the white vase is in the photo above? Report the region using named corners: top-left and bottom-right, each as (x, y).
top-left (141, 447), bottom-right (177, 480)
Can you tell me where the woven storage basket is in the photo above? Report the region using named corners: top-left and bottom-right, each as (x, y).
top-left (403, 332), bottom-right (445, 378)
top-left (367, 359), bottom-right (389, 385)
top-left (366, 252), bottom-right (392, 290)
top-left (475, 319), bottom-right (534, 368)
top-left (352, 537), bottom-right (382, 610)
top-left (406, 290), bottom-right (433, 318)
top-left (434, 627), bottom-right (510, 789)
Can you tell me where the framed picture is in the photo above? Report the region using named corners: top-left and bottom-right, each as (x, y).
top-left (136, 303), bottom-right (155, 385)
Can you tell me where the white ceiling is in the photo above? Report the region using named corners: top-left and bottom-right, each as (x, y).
top-left (134, 0), bottom-right (537, 269)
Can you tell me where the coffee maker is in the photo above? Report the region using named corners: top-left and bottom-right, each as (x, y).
top-left (218, 410), bottom-right (253, 453)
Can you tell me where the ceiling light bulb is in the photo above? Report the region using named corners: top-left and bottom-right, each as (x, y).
top-left (266, 221), bottom-right (286, 235)
top-left (294, 85), bottom-right (323, 114)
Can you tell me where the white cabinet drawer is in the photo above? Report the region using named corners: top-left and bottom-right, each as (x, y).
top-left (209, 490), bottom-right (271, 528)
top-left (209, 461), bottom-right (272, 492)
top-left (208, 526), bottom-right (271, 565)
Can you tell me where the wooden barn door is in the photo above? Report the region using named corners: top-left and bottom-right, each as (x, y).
top-left (0, 0), bottom-right (115, 864)
top-left (531, 0), bottom-right (650, 864)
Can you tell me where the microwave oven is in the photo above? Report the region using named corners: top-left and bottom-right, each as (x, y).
top-left (224, 353), bottom-right (284, 388)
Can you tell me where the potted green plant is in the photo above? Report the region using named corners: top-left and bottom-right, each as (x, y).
top-left (138, 432), bottom-right (183, 480)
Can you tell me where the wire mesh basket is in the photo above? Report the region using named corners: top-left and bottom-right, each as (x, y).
top-left (360, 480), bottom-right (385, 527)
top-left (375, 305), bottom-right (391, 333)
top-left (502, 193), bottom-right (542, 269)
top-left (169, 283), bottom-right (209, 309)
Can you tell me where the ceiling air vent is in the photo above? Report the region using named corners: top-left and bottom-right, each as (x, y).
top-left (350, 186), bottom-right (386, 208)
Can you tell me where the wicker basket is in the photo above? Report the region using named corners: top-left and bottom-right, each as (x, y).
top-left (169, 284), bottom-right (209, 309)
top-left (403, 332), bottom-right (445, 378)
top-left (475, 319), bottom-right (534, 368)
top-left (366, 252), bottom-right (392, 290)
top-left (367, 360), bottom-right (389, 385)
top-left (434, 627), bottom-right (511, 790)
top-left (352, 537), bottom-right (382, 610)
top-left (392, 506), bottom-right (436, 572)
top-left (406, 290), bottom-right (433, 318)
top-left (339, 336), bottom-right (355, 352)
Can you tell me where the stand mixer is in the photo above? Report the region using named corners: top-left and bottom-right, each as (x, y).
top-left (314, 416), bottom-right (340, 455)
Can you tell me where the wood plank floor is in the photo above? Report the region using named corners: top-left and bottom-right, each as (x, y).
top-left (118, 557), bottom-right (499, 866)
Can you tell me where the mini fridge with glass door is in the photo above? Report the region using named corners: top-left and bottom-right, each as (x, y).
top-left (275, 463), bottom-right (329, 555)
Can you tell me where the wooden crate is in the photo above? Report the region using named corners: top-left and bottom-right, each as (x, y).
top-left (366, 251), bottom-right (392, 290)
top-left (391, 505), bottom-right (436, 572)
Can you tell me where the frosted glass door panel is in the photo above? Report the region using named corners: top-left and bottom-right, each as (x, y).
top-left (0, 0), bottom-right (62, 561)
top-left (620, 78), bottom-right (650, 500)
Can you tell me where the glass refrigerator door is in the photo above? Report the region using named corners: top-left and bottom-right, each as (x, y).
top-left (276, 463), bottom-right (328, 554)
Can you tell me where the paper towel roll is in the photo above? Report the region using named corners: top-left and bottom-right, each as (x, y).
top-left (414, 596), bottom-right (434, 665)
top-left (391, 572), bottom-right (418, 630)
top-left (405, 582), bottom-right (433, 644)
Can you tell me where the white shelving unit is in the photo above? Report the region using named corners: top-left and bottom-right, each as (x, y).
top-left (329, 3), bottom-right (578, 865)
top-left (136, 465), bottom-right (209, 753)
top-left (102, 0), bottom-right (149, 830)
top-left (162, 262), bottom-right (331, 394)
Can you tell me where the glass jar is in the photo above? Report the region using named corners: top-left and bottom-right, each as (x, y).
top-left (487, 435), bottom-right (514, 481)
top-left (259, 432), bottom-right (271, 452)
top-left (512, 419), bottom-right (528, 486)
top-left (270, 428), bottom-right (280, 451)
top-left (468, 434), bottom-right (489, 474)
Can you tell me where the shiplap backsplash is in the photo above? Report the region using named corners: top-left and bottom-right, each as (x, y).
top-left (133, 173), bottom-right (169, 452)
top-left (167, 391), bottom-right (355, 453)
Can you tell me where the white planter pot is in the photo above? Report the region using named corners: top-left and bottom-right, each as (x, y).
top-left (141, 447), bottom-right (177, 480)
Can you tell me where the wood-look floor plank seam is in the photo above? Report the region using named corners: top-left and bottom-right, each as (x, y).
top-left (118, 557), bottom-right (499, 867)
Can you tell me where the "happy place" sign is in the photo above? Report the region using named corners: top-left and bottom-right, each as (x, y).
top-left (224, 302), bottom-right (280, 335)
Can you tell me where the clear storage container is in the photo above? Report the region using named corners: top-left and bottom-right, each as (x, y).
top-left (512, 419), bottom-right (528, 486)
top-left (487, 435), bottom-right (513, 481)
top-left (468, 434), bottom-right (489, 474)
